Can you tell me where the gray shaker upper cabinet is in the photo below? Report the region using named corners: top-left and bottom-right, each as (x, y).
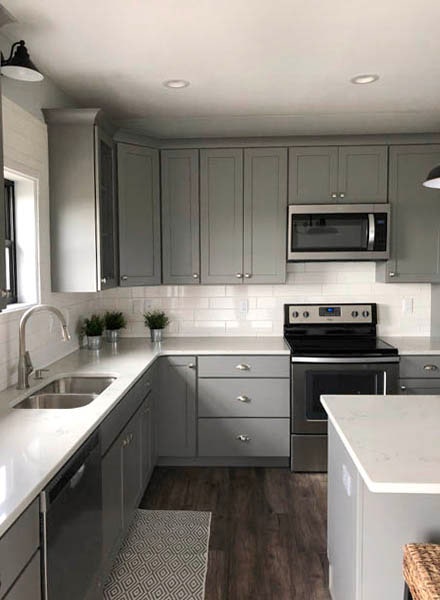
top-left (243, 148), bottom-right (287, 284)
top-left (289, 146), bottom-right (338, 204)
top-left (338, 145), bottom-right (388, 203)
top-left (200, 149), bottom-right (244, 284)
top-left (377, 145), bottom-right (440, 283)
top-left (44, 109), bottom-right (118, 292)
top-left (161, 149), bottom-right (200, 284)
top-left (117, 143), bottom-right (161, 286)
top-left (0, 83), bottom-right (6, 310)
top-left (289, 145), bottom-right (388, 204)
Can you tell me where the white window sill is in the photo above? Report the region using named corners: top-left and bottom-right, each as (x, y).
top-left (3, 302), bottom-right (37, 315)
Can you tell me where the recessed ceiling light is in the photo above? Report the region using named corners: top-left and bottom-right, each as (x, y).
top-left (350, 74), bottom-right (379, 85)
top-left (163, 79), bottom-right (190, 89)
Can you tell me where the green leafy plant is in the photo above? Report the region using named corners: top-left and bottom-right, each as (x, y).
top-left (143, 310), bottom-right (170, 330)
top-left (82, 314), bottom-right (105, 337)
top-left (104, 311), bottom-right (126, 331)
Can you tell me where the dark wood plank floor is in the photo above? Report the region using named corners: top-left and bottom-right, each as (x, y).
top-left (140, 467), bottom-right (330, 600)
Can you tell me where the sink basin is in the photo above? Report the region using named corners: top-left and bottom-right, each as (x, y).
top-left (37, 376), bottom-right (116, 395)
top-left (14, 393), bottom-right (97, 409)
top-left (13, 375), bottom-right (116, 409)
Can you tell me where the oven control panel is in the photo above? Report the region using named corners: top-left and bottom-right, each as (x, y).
top-left (286, 303), bottom-right (376, 325)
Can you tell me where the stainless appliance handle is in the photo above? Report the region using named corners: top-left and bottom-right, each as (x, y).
top-left (383, 371), bottom-right (387, 395)
top-left (367, 214), bottom-right (375, 251)
top-left (291, 356), bottom-right (399, 364)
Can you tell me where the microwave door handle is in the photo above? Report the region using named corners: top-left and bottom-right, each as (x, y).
top-left (367, 214), bottom-right (375, 251)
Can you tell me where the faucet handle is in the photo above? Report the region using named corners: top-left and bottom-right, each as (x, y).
top-left (34, 368), bottom-right (49, 380)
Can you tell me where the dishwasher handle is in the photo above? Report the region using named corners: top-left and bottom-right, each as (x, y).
top-left (41, 431), bottom-right (100, 512)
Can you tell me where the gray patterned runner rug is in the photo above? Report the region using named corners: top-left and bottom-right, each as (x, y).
top-left (103, 509), bottom-right (211, 600)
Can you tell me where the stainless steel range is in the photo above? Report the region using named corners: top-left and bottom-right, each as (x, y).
top-left (284, 303), bottom-right (399, 472)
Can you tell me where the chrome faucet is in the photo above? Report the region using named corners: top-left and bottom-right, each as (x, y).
top-left (17, 304), bottom-right (71, 389)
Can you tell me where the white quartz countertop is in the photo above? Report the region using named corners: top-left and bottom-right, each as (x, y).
top-left (321, 394), bottom-right (440, 494)
top-left (0, 336), bottom-right (289, 537)
top-left (383, 336), bottom-right (440, 355)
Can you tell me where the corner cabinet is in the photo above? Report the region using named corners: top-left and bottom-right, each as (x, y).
top-left (44, 109), bottom-right (118, 292)
top-left (117, 143), bottom-right (161, 286)
top-left (161, 149), bottom-right (200, 284)
top-left (377, 145), bottom-right (440, 283)
top-left (200, 147), bottom-right (287, 284)
top-left (289, 145), bottom-right (388, 204)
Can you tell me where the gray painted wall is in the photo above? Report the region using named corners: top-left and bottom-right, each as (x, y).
top-left (0, 31), bottom-right (76, 118)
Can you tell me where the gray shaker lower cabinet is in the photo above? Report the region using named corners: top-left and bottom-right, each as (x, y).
top-left (243, 148), bottom-right (287, 283)
top-left (157, 357), bottom-right (196, 460)
top-left (399, 354), bottom-right (440, 394)
top-left (161, 149), bottom-right (200, 284)
top-left (117, 143), bottom-right (161, 286)
top-left (3, 553), bottom-right (40, 600)
top-left (327, 421), bottom-right (440, 600)
top-left (377, 145), bottom-right (440, 283)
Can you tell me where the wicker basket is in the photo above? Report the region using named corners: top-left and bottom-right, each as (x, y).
top-left (403, 544), bottom-right (440, 600)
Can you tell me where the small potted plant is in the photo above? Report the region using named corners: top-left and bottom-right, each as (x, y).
top-left (82, 314), bottom-right (105, 350)
top-left (143, 310), bottom-right (170, 342)
top-left (104, 310), bottom-right (126, 343)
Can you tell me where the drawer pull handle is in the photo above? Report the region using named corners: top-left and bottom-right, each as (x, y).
top-left (236, 363), bottom-right (250, 371)
top-left (188, 363), bottom-right (196, 369)
top-left (423, 364), bottom-right (438, 371)
top-left (236, 434), bottom-right (251, 442)
top-left (400, 385), bottom-right (407, 392)
top-left (236, 395), bottom-right (250, 403)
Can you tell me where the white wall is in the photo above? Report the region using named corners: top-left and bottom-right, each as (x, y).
top-left (98, 262), bottom-right (431, 338)
top-left (0, 96), bottom-right (96, 392)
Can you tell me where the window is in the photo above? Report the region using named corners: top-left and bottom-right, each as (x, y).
top-left (4, 179), bottom-right (17, 304)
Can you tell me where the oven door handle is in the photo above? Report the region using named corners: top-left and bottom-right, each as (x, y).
top-left (291, 356), bottom-right (399, 364)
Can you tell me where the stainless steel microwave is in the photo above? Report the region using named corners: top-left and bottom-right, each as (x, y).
top-left (287, 204), bottom-right (390, 261)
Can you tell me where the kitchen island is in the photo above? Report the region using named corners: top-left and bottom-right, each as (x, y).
top-left (321, 394), bottom-right (440, 600)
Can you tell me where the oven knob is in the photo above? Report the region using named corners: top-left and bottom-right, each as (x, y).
top-left (362, 310), bottom-right (370, 318)
top-left (291, 311), bottom-right (299, 318)
top-left (351, 311), bottom-right (359, 317)
top-left (303, 311), bottom-right (310, 318)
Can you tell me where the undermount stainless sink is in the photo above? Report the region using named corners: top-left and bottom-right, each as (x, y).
top-left (15, 393), bottom-right (97, 409)
top-left (13, 375), bottom-right (116, 409)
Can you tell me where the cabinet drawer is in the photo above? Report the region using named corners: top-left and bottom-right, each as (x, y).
top-left (198, 418), bottom-right (290, 456)
top-left (198, 379), bottom-right (289, 417)
top-left (0, 500), bottom-right (39, 599)
top-left (399, 378), bottom-right (440, 395)
top-left (198, 355), bottom-right (289, 378)
top-left (101, 371), bottom-right (152, 455)
top-left (3, 552), bottom-right (40, 600)
top-left (399, 355), bottom-right (440, 378)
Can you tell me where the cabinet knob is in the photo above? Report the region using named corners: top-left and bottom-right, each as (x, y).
top-left (188, 363), bottom-right (196, 369)
top-left (389, 272), bottom-right (396, 277)
top-left (400, 385), bottom-right (407, 392)
top-left (331, 193), bottom-right (337, 199)
top-left (192, 273), bottom-right (199, 279)
top-left (236, 434), bottom-right (251, 442)
top-left (0, 289), bottom-right (8, 298)
top-left (339, 192), bottom-right (345, 198)
top-left (101, 277), bottom-right (107, 285)
top-left (244, 273), bottom-right (251, 278)
top-left (236, 363), bottom-right (250, 371)
top-left (122, 437), bottom-right (129, 447)
top-left (121, 275), bottom-right (128, 281)
top-left (424, 364), bottom-right (438, 371)
top-left (236, 273), bottom-right (243, 278)
top-left (236, 395), bottom-right (250, 403)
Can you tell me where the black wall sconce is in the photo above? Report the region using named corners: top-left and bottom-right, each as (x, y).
top-left (1, 40), bottom-right (43, 82)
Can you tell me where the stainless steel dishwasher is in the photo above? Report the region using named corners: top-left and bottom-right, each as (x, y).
top-left (40, 431), bottom-right (102, 600)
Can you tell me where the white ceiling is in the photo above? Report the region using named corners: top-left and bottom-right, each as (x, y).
top-left (2, 0), bottom-right (440, 138)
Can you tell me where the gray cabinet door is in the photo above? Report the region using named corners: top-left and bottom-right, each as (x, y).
top-left (379, 145), bottom-right (440, 283)
top-left (140, 394), bottom-right (154, 488)
top-left (161, 149), bottom-right (200, 284)
top-left (3, 552), bottom-right (41, 600)
top-left (338, 145), bottom-right (388, 203)
top-left (157, 357), bottom-right (196, 457)
top-left (200, 149), bottom-right (244, 283)
top-left (289, 146), bottom-right (338, 204)
top-left (399, 378), bottom-right (440, 395)
top-left (117, 143), bottom-right (161, 286)
top-left (96, 127), bottom-right (118, 289)
top-left (101, 436), bottom-right (123, 563)
top-left (243, 148), bottom-right (287, 283)
top-left (122, 406), bottom-right (143, 528)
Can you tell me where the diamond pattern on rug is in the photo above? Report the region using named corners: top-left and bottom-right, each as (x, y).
top-left (103, 510), bottom-right (211, 600)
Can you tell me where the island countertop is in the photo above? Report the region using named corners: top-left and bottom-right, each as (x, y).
top-left (321, 394), bottom-right (440, 494)
top-left (0, 336), bottom-right (289, 537)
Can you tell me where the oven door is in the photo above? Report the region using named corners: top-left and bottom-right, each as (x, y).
top-left (291, 358), bottom-right (399, 434)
